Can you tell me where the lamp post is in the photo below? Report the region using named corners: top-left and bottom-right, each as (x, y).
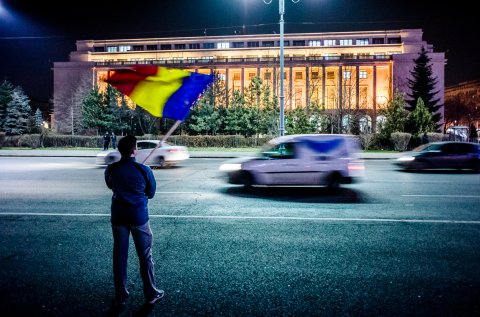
top-left (264, 0), bottom-right (300, 136)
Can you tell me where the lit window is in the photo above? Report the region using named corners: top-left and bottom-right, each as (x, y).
top-left (357, 53), bottom-right (371, 59)
top-left (339, 39), bottom-right (352, 46)
top-left (324, 54), bottom-right (339, 60)
top-left (359, 71), bottom-right (367, 79)
top-left (119, 45), bottom-right (131, 52)
top-left (324, 39), bottom-right (335, 46)
top-left (355, 39), bottom-right (369, 45)
top-left (217, 42), bottom-right (230, 49)
top-left (107, 46), bottom-right (118, 52)
top-left (308, 40), bottom-right (321, 47)
top-left (343, 71), bottom-right (351, 79)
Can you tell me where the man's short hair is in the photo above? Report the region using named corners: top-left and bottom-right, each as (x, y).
top-left (118, 135), bottom-right (137, 157)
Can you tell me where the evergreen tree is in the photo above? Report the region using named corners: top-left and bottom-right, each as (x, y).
top-left (285, 107), bottom-right (311, 134)
top-left (255, 82), bottom-right (278, 137)
top-left (406, 46), bottom-right (442, 131)
top-left (379, 90), bottom-right (409, 140)
top-left (82, 86), bottom-right (105, 131)
top-left (4, 86), bottom-right (31, 135)
top-left (407, 97), bottom-right (434, 136)
top-left (0, 79), bottom-right (15, 131)
top-left (34, 108), bottom-right (43, 127)
top-left (104, 85), bottom-right (131, 134)
top-left (223, 90), bottom-right (246, 136)
top-left (187, 86), bottom-right (223, 135)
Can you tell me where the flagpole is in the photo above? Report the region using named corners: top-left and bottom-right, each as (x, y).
top-left (142, 119), bottom-right (182, 164)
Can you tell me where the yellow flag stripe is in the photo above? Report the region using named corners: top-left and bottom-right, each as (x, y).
top-left (129, 68), bottom-right (190, 117)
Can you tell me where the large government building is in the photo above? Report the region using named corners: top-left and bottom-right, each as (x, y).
top-left (52, 28), bottom-right (445, 133)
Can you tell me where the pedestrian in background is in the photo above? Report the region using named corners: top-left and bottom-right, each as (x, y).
top-left (421, 132), bottom-right (429, 144)
top-left (104, 135), bottom-right (164, 309)
top-left (103, 132), bottom-right (111, 150)
top-left (111, 132), bottom-right (117, 149)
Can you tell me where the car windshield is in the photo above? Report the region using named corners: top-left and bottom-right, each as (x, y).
top-left (412, 143), bottom-right (442, 152)
top-left (260, 142), bottom-right (296, 159)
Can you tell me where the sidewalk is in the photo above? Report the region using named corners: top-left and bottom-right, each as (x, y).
top-left (0, 149), bottom-right (400, 159)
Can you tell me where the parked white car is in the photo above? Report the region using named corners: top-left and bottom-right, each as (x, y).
top-left (219, 134), bottom-right (365, 188)
top-left (96, 140), bottom-right (189, 167)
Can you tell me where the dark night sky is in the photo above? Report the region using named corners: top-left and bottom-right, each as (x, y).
top-left (0, 0), bottom-right (478, 103)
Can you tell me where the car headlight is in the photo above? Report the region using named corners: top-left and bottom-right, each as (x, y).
top-left (219, 163), bottom-right (242, 172)
top-left (397, 156), bottom-right (415, 162)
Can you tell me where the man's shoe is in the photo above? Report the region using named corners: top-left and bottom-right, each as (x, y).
top-left (148, 290), bottom-right (165, 305)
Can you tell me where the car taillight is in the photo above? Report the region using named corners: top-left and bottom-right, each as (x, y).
top-left (348, 161), bottom-right (365, 171)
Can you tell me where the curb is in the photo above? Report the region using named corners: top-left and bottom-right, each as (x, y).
top-left (0, 150), bottom-right (400, 160)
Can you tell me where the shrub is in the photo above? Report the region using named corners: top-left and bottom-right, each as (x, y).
top-left (390, 132), bottom-right (411, 151)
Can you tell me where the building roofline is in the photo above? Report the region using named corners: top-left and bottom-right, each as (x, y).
top-left (76, 29), bottom-right (423, 44)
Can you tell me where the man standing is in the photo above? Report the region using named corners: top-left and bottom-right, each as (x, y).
top-left (104, 135), bottom-right (164, 308)
top-left (103, 132), bottom-right (111, 150)
top-left (111, 132), bottom-right (117, 149)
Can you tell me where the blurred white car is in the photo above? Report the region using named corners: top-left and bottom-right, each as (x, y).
top-left (219, 134), bottom-right (365, 189)
top-left (96, 140), bottom-right (189, 167)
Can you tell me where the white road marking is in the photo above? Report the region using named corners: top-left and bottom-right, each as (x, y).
top-left (402, 194), bottom-right (480, 198)
top-left (0, 212), bottom-right (479, 224)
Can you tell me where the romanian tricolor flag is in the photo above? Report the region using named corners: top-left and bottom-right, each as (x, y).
top-left (105, 66), bottom-right (215, 120)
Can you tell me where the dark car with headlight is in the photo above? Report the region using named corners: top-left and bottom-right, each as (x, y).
top-left (393, 141), bottom-right (480, 172)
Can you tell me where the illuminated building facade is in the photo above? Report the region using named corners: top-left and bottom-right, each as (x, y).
top-left (53, 29), bottom-right (445, 133)
top-left (444, 80), bottom-right (480, 129)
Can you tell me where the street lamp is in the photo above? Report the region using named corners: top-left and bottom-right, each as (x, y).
top-left (263, 0), bottom-right (300, 136)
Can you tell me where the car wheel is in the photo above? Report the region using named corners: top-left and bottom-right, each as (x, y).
top-left (158, 157), bottom-right (166, 168)
top-left (326, 172), bottom-right (341, 189)
top-left (241, 171), bottom-right (254, 188)
top-left (106, 155), bottom-right (116, 165)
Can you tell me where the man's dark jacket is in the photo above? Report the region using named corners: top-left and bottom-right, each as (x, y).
top-left (105, 157), bottom-right (156, 226)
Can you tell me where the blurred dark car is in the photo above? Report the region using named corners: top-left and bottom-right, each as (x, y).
top-left (393, 141), bottom-right (480, 172)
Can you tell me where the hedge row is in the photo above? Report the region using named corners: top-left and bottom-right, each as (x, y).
top-left (0, 132), bottom-right (456, 151)
top-left (0, 133), bottom-right (271, 149)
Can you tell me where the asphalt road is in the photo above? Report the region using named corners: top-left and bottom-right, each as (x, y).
top-left (0, 157), bottom-right (479, 317)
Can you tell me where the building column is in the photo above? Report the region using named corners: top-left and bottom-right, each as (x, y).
top-left (257, 67), bottom-right (261, 104)
top-left (241, 67), bottom-right (245, 95)
top-left (373, 65), bottom-right (377, 132)
top-left (322, 65), bottom-right (326, 107)
top-left (338, 65), bottom-right (343, 132)
top-left (225, 68), bottom-right (229, 107)
top-left (305, 66), bottom-right (309, 111)
top-left (273, 66), bottom-right (277, 97)
top-left (356, 65), bottom-right (360, 110)
top-left (289, 66), bottom-right (293, 110)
